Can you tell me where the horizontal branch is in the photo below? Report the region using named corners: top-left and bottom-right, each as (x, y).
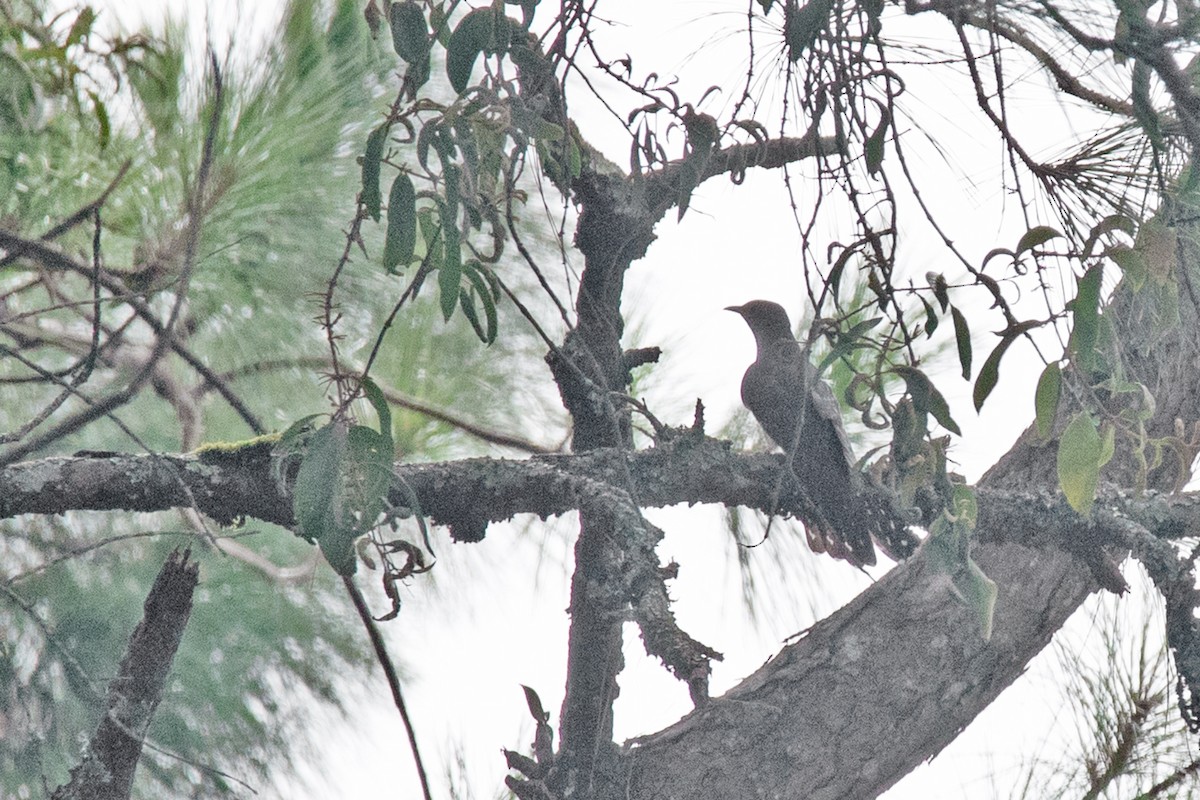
top-left (0, 438), bottom-right (813, 532)
top-left (7, 442), bottom-right (1200, 799)
top-left (3, 441), bottom-right (1198, 552)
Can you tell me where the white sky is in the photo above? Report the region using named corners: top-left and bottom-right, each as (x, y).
top-left (61, 0), bottom-right (1185, 798)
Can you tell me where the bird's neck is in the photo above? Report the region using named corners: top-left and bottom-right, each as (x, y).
top-left (754, 329), bottom-right (796, 357)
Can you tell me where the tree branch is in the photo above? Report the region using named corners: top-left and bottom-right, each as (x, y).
top-left (5, 445), bottom-right (1200, 548)
top-left (51, 548), bottom-right (198, 800)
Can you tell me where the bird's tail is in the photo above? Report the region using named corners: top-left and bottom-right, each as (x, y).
top-left (810, 486), bottom-right (918, 567)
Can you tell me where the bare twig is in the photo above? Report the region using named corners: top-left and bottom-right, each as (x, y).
top-left (341, 575), bottom-right (433, 800)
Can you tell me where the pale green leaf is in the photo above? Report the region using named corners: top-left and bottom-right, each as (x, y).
top-left (1070, 263), bottom-right (1103, 373)
top-left (1057, 412), bottom-right (1102, 515)
top-left (1034, 362), bottom-right (1061, 440)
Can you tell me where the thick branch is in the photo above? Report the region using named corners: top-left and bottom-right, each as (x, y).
top-left (624, 539), bottom-right (1094, 800)
top-left (51, 548), bottom-right (198, 800)
top-left (620, 189), bottom-right (1200, 799)
top-left (5, 445), bottom-right (1200, 545)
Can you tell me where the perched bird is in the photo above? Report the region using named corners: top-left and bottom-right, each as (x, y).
top-left (728, 300), bottom-right (912, 566)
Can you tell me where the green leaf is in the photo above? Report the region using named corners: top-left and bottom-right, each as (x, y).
top-left (829, 248), bottom-right (857, 298)
top-left (1133, 217), bottom-right (1177, 283)
top-left (864, 102), bottom-right (889, 177)
top-left (970, 319), bottom-right (1040, 413)
top-left (951, 305), bottom-right (972, 380)
top-left (87, 90), bottom-right (110, 151)
top-left (463, 261), bottom-right (498, 343)
top-left (845, 315), bottom-right (883, 340)
top-left (389, 1), bottom-right (429, 63)
top-left (1069, 263), bottom-right (1103, 373)
top-left (277, 414), bottom-right (325, 448)
top-left (816, 316), bottom-right (881, 374)
top-left (65, 7), bottom-right (96, 47)
top-left (345, 425), bottom-right (393, 524)
top-left (382, 172), bottom-right (417, 273)
top-left (505, 0), bottom-right (540, 28)
top-left (1107, 244), bottom-right (1147, 291)
top-left (1057, 412), bottom-right (1102, 516)
top-left (293, 421), bottom-right (348, 545)
top-left (362, 124), bottom-right (388, 221)
top-left (359, 377), bottom-right (393, 443)
top-left (1082, 214), bottom-right (1136, 260)
top-left (922, 486), bottom-right (994, 640)
top-left (320, 425), bottom-right (394, 575)
top-left (440, 253), bottom-right (462, 321)
top-left (438, 171), bottom-right (462, 320)
top-left (459, 288), bottom-right (486, 343)
top-left (973, 335), bottom-right (1015, 412)
top-left (292, 418), bottom-right (396, 576)
top-left (1034, 362), bottom-right (1061, 440)
top-left (389, 1), bottom-right (433, 97)
top-left (1098, 422), bottom-right (1115, 468)
top-left (568, 135), bottom-right (582, 179)
top-left (1132, 60), bottom-right (1162, 148)
top-left (960, 557), bottom-right (998, 642)
top-left (1015, 225), bottom-right (1062, 256)
top-left (445, 7), bottom-right (512, 94)
top-left (893, 365), bottom-right (962, 436)
top-left (784, 0), bottom-right (833, 62)
top-left (927, 271), bottom-right (949, 311)
top-left (920, 297), bottom-right (938, 338)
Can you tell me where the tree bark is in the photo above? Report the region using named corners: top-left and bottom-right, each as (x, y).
top-left (618, 194), bottom-right (1200, 798)
top-left (51, 548), bottom-right (199, 800)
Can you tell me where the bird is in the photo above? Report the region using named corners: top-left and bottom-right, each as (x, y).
top-left (727, 300), bottom-right (913, 566)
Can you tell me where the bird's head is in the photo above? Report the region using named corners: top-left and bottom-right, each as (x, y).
top-left (726, 300), bottom-right (796, 351)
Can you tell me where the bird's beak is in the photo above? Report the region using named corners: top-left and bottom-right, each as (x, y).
top-left (725, 304), bottom-right (744, 315)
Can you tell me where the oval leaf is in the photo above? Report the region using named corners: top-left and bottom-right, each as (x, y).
top-left (389, 0), bottom-right (429, 63)
top-left (1057, 412), bottom-right (1102, 516)
top-left (446, 8), bottom-right (511, 94)
top-left (784, 0), bottom-right (833, 61)
top-left (920, 297), bottom-right (938, 338)
top-left (973, 334), bottom-right (1017, 412)
top-left (463, 261), bottom-right (498, 344)
top-left (1098, 422), bottom-right (1115, 468)
top-left (362, 124), bottom-right (387, 221)
top-left (950, 305), bottom-right (972, 380)
top-left (382, 172), bottom-right (417, 273)
top-left (1069, 263), bottom-right (1103, 373)
top-left (928, 271), bottom-right (950, 312)
top-left (87, 90), bottom-right (110, 151)
top-left (521, 684), bottom-right (548, 721)
top-left (865, 103), bottom-right (889, 177)
top-left (1107, 244), bottom-right (1147, 291)
top-left (1034, 362), bottom-right (1061, 440)
top-left (293, 421), bottom-right (347, 545)
top-left (893, 365), bottom-right (961, 436)
top-left (360, 377), bottom-right (393, 444)
top-left (438, 172), bottom-right (462, 320)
